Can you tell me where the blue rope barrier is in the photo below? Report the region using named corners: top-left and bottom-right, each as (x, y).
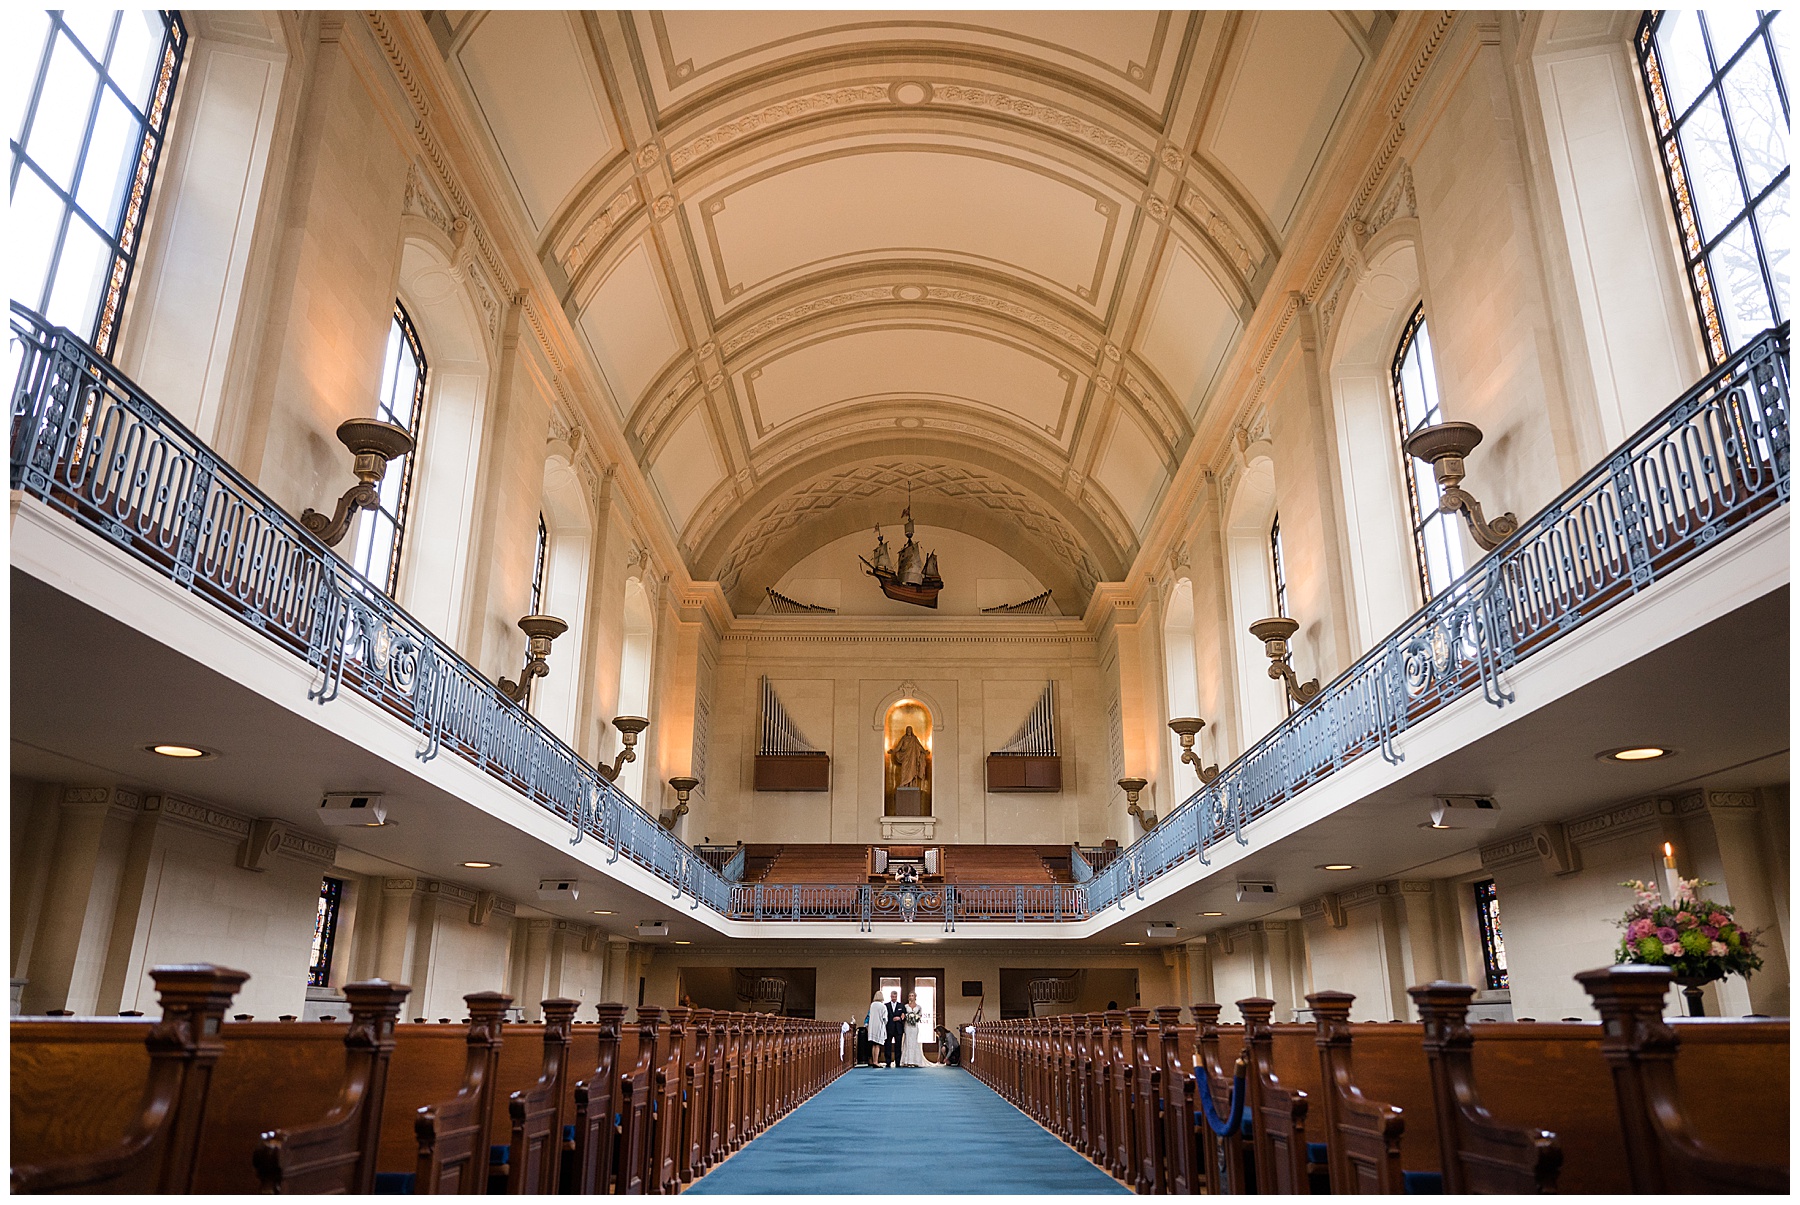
top-left (1196, 1055), bottom-right (1248, 1137)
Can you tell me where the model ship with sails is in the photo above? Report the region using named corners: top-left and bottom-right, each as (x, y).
top-left (860, 503), bottom-right (943, 608)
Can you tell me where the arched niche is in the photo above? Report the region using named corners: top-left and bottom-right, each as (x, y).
top-left (883, 699), bottom-right (934, 818)
top-left (1324, 230), bottom-right (1427, 648)
top-left (394, 230), bottom-right (492, 645)
top-left (615, 576), bottom-right (654, 804)
top-left (1162, 576), bottom-right (1201, 791)
top-left (1224, 451), bottom-right (1286, 744)
top-left (531, 450), bottom-right (593, 746)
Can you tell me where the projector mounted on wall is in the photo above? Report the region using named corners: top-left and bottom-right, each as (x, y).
top-left (1146, 922), bottom-right (1179, 939)
top-left (1431, 795), bottom-right (1500, 829)
top-left (318, 792), bottom-right (385, 827)
top-left (1235, 880), bottom-right (1278, 902)
top-left (636, 922), bottom-right (669, 937)
top-left (537, 879), bottom-right (579, 901)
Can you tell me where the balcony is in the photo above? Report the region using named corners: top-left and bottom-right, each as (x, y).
top-left (8, 304), bottom-right (1789, 934)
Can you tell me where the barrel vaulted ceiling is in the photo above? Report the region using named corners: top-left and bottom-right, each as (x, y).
top-left (431, 10), bottom-right (1388, 611)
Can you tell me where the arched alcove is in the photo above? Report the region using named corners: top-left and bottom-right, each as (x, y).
top-left (1325, 231), bottom-right (1430, 648)
top-left (615, 576), bottom-right (654, 804)
top-left (1162, 577), bottom-right (1201, 796)
top-left (1224, 452), bottom-right (1286, 743)
top-left (883, 699), bottom-right (934, 818)
top-left (394, 230), bottom-right (492, 644)
top-left (531, 450), bottom-right (593, 745)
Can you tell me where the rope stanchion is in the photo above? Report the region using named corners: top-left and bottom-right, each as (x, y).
top-left (1196, 1050), bottom-right (1249, 1137)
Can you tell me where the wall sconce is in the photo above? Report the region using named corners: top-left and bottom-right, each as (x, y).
top-left (1167, 718), bottom-right (1219, 783)
top-left (1249, 617), bottom-right (1321, 707)
top-left (1117, 777), bottom-right (1157, 830)
top-left (1404, 421), bottom-right (1519, 551)
top-left (596, 715), bottom-right (649, 782)
top-left (660, 776), bottom-right (700, 831)
top-left (498, 614), bottom-right (569, 706)
top-left (300, 418), bottom-right (415, 546)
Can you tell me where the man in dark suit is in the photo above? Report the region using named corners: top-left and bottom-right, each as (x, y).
top-left (882, 990), bottom-right (905, 1067)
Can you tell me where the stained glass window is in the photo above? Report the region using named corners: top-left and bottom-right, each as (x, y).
top-left (529, 513), bottom-right (548, 615)
top-left (1474, 878), bottom-right (1508, 991)
top-left (1391, 306), bottom-right (1464, 600)
top-left (9, 11), bottom-right (186, 357)
top-left (350, 303), bottom-right (428, 596)
top-left (1636, 10), bottom-right (1788, 365)
top-left (308, 878), bottom-right (344, 989)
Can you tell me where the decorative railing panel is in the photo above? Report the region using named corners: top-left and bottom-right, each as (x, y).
top-left (1087, 325), bottom-right (1788, 913)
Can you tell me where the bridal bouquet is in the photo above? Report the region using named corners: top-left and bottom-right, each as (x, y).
top-left (1615, 876), bottom-right (1763, 983)
top-left (904, 1004), bottom-right (922, 1027)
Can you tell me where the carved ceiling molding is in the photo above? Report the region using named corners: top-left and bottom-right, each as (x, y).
top-left (562, 184), bottom-right (644, 278)
top-left (664, 79), bottom-right (1155, 180)
top-left (632, 363), bottom-right (702, 448)
top-left (711, 460), bottom-right (1107, 596)
top-left (753, 412), bottom-right (1068, 488)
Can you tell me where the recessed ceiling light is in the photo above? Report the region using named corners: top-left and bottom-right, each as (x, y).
top-left (591, 910), bottom-right (614, 916)
top-left (900, 940), bottom-right (914, 945)
top-left (1123, 941), bottom-right (1141, 946)
top-left (674, 940), bottom-right (690, 945)
top-left (147, 743), bottom-right (212, 759)
top-left (460, 861), bottom-right (496, 869)
top-left (1200, 911), bottom-right (1225, 917)
top-left (1318, 863), bottom-right (1356, 871)
top-left (1601, 746), bottom-right (1672, 762)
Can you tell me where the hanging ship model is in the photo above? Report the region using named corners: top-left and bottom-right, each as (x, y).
top-left (860, 504), bottom-right (943, 608)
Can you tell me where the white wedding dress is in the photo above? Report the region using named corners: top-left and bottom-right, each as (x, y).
top-left (899, 1016), bottom-right (926, 1066)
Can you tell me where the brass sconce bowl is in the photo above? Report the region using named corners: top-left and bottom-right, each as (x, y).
top-left (1248, 616), bottom-right (1299, 650)
top-left (336, 417), bottom-right (416, 465)
top-left (668, 775), bottom-right (700, 798)
top-left (1403, 420), bottom-right (1484, 467)
top-left (1116, 776), bottom-right (1148, 799)
top-left (612, 715), bottom-right (650, 740)
top-left (1167, 717), bottom-right (1206, 740)
top-left (517, 613), bottom-right (568, 655)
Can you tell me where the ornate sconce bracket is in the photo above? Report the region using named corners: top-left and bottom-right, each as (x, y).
top-left (498, 614), bottom-right (569, 705)
top-left (1404, 421), bottom-right (1519, 551)
top-left (660, 776), bottom-right (700, 831)
top-left (1167, 717), bottom-right (1219, 783)
top-left (1249, 617), bottom-right (1322, 707)
top-left (596, 715), bottom-right (650, 783)
top-left (300, 419), bottom-right (414, 547)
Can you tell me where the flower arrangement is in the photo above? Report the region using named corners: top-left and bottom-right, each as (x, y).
top-left (904, 1003), bottom-right (922, 1027)
top-left (1615, 876), bottom-right (1763, 983)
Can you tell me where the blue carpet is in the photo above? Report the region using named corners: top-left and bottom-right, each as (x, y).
top-left (686, 1065), bottom-right (1127, 1195)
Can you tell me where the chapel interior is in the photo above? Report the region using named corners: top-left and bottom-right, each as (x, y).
top-left (7, 7), bottom-right (1791, 1195)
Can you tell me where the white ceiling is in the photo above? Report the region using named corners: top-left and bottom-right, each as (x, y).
top-left (440, 10), bottom-right (1386, 609)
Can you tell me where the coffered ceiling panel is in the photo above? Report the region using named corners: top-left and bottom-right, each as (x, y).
top-left (738, 323), bottom-right (1079, 448)
top-left (1137, 241), bottom-right (1243, 418)
top-left (1092, 407), bottom-right (1169, 537)
top-left (576, 239), bottom-right (685, 417)
top-left (635, 10), bottom-right (1188, 116)
top-left (455, 10), bottom-right (616, 231)
top-left (691, 140), bottom-right (1126, 314)
top-left (1201, 10), bottom-right (1364, 232)
top-left (648, 406), bottom-right (724, 533)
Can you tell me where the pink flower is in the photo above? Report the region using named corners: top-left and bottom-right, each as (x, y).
top-left (1709, 911), bottom-right (1731, 927)
top-left (1702, 925), bottom-right (1719, 939)
top-left (1628, 918), bottom-right (1652, 939)
top-left (1656, 927), bottom-right (1679, 944)
top-left (1676, 911), bottom-right (1695, 925)
top-left (1709, 942), bottom-right (1729, 957)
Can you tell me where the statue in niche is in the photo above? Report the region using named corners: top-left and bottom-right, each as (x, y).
top-left (890, 726), bottom-right (930, 790)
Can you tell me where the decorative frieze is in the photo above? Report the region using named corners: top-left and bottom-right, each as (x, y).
top-left (238, 818), bottom-right (338, 872)
top-left (563, 185), bottom-right (642, 277)
top-left (148, 793), bottom-right (253, 840)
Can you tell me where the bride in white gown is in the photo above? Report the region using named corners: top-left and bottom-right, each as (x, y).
top-left (899, 991), bottom-right (927, 1066)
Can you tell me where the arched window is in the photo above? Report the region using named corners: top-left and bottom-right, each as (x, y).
top-left (350, 302), bottom-right (428, 596)
top-left (1269, 514), bottom-right (1289, 619)
top-left (1163, 577), bottom-right (1199, 789)
top-left (615, 578), bottom-right (654, 803)
top-left (10, 10), bottom-right (187, 357)
top-left (1636, 10), bottom-right (1787, 365)
top-left (1391, 306), bottom-right (1464, 599)
top-left (528, 513), bottom-right (548, 616)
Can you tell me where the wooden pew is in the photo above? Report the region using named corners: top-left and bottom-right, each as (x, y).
top-left (503, 998), bottom-right (577, 1194)
top-left (1305, 990), bottom-right (1410, 1194)
top-left (1128, 1007), bottom-right (1161, 1192)
top-left (683, 1008), bottom-right (713, 1182)
top-left (650, 1006), bottom-right (690, 1193)
top-left (1237, 997), bottom-right (1312, 1195)
top-left (616, 1007), bottom-right (661, 1194)
top-left (12, 964), bottom-right (248, 1193)
top-left (1407, 982), bottom-right (1562, 1193)
top-left (411, 991), bottom-right (511, 1194)
top-left (570, 1003), bottom-right (627, 1195)
top-left (1193, 1003), bottom-right (1251, 1194)
top-left (1578, 965), bottom-right (1788, 1193)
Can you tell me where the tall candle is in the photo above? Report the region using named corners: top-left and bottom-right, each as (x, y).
top-left (1662, 842), bottom-right (1681, 904)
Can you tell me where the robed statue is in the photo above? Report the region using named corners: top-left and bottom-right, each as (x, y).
top-left (890, 726), bottom-right (929, 788)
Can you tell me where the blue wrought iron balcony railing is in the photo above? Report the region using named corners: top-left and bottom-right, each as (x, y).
top-left (9, 303), bottom-right (1788, 928)
top-left (9, 301), bottom-right (735, 916)
top-left (1087, 324), bottom-right (1788, 914)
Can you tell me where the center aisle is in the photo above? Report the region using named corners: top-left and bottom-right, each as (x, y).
top-left (686, 1064), bottom-right (1128, 1195)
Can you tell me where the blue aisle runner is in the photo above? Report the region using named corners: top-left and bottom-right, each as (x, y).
top-left (686, 1065), bottom-right (1128, 1195)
